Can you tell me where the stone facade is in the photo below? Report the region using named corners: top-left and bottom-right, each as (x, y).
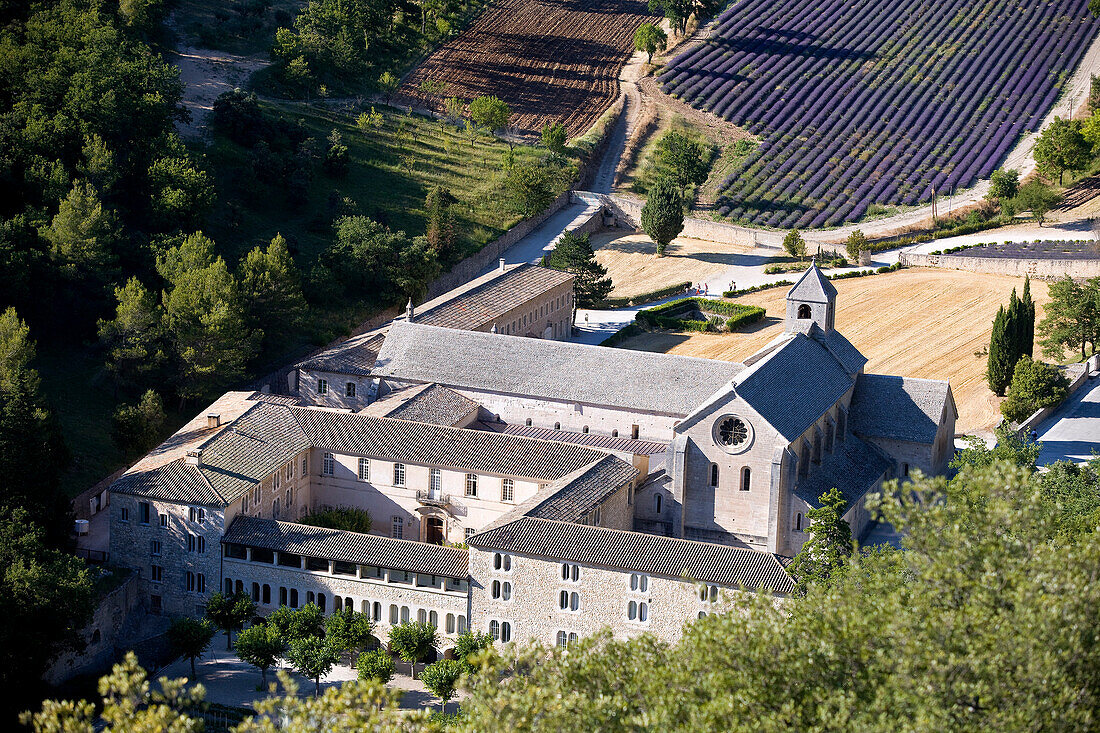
top-left (299, 370), bottom-right (377, 411)
top-left (467, 545), bottom-right (738, 646)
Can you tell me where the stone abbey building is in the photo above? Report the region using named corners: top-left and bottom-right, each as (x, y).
top-left (109, 266), bottom-right (955, 650)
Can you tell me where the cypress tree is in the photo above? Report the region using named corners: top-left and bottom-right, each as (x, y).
top-left (1006, 288), bottom-right (1021, 363)
top-left (988, 305), bottom-right (1014, 396)
top-left (1021, 276), bottom-right (1036, 358)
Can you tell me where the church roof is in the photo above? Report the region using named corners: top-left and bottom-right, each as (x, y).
top-left (468, 517), bottom-right (795, 593)
top-left (734, 333), bottom-right (854, 442)
top-left (793, 433), bottom-right (891, 510)
top-left (223, 516), bottom-right (469, 578)
top-left (413, 263), bottom-right (573, 331)
top-left (787, 262), bottom-right (837, 303)
top-left (372, 322), bottom-right (745, 416)
top-left (813, 328), bottom-right (867, 376)
top-left (494, 423), bottom-right (669, 456)
top-left (849, 374), bottom-right (952, 444)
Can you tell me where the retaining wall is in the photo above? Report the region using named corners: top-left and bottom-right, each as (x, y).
top-left (901, 252), bottom-right (1100, 278)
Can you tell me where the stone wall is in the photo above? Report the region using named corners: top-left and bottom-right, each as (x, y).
top-left (45, 570), bottom-right (142, 685)
top-left (1018, 354), bottom-right (1100, 433)
top-left (900, 252), bottom-right (1100, 278)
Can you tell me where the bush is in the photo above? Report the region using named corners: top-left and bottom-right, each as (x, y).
top-left (598, 281), bottom-right (691, 308)
top-left (298, 507), bottom-right (372, 534)
top-left (726, 307), bottom-right (766, 331)
top-left (421, 659), bottom-right (466, 709)
top-left (357, 648), bottom-right (395, 684)
top-left (453, 630), bottom-right (494, 665)
top-left (388, 621), bottom-right (437, 678)
top-left (1001, 356), bottom-right (1071, 423)
top-left (637, 298), bottom-right (764, 332)
top-left (722, 280), bottom-right (794, 298)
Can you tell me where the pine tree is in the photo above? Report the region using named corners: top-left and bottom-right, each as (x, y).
top-left (987, 305), bottom-right (1014, 396)
top-left (239, 233), bottom-right (308, 350)
top-left (97, 277), bottom-right (166, 392)
top-left (546, 232), bottom-right (614, 316)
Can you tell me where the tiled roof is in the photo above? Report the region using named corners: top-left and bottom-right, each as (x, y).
top-left (469, 517), bottom-right (795, 593)
top-left (110, 459), bottom-right (221, 505)
top-left (223, 516), bottom-right (468, 578)
top-left (849, 374), bottom-right (951, 444)
top-left (495, 424), bottom-right (669, 456)
top-left (414, 263), bottom-right (573, 331)
top-left (814, 329), bottom-right (867, 376)
top-left (296, 332), bottom-right (387, 377)
top-left (247, 392), bottom-right (302, 406)
top-left (372, 322), bottom-right (745, 416)
top-left (371, 384), bottom-right (480, 426)
top-left (793, 433), bottom-right (891, 510)
top-left (290, 407), bottom-right (611, 481)
top-left (734, 333), bottom-right (854, 442)
top-left (525, 454), bottom-right (639, 522)
top-left (787, 262), bottom-right (837, 303)
top-left (197, 403), bottom-right (311, 504)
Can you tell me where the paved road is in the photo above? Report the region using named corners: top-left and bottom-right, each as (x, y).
top-left (1036, 373), bottom-right (1100, 466)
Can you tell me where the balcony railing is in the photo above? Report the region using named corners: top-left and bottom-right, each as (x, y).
top-left (415, 489), bottom-right (451, 508)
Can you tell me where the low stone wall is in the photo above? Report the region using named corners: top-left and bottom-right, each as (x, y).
top-left (901, 252), bottom-right (1100, 278)
top-left (46, 569), bottom-right (142, 685)
top-left (1017, 354), bottom-right (1100, 434)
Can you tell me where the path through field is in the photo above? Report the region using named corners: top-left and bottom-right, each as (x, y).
top-left (616, 269), bottom-right (1051, 436)
top-left (172, 44), bottom-right (270, 137)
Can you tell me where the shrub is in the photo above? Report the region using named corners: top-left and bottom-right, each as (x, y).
top-left (599, 281), bottom-right (691, 308)
top-left (421, 659), bottom-right (466, 710)
top-left (298, 507), bottom-right (372, 534)
top-left (1001, 356), bottom-right (1071, 423)
top-left (453, 630), bottom-right (494, 665)
top-left (357, 648), bottom-right (395, 684)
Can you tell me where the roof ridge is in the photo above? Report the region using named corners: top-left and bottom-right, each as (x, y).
top-left (250, 515), bottom-right (469, 556)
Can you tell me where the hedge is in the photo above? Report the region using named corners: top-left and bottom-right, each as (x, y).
top-left (722, 280), bottom-right (793, 298)
top-left (636, 297), bottom-right (765, 332)
top-left (599, 281), bottom-right (692, 308)
top-left (600, 322), bottom-right (641, 347)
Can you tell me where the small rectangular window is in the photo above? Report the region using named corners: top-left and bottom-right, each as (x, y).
top-left (151, 565), bottom-right (163, 583)
top-left (501, 478), bottom-right (514, 502)
top-left (120, 507), bottom-right (129, 522)
top-left (346, 382), bottom-right (356, 398)
top-left (323, 452), bottom-right (335, 476)
top-left (159, 512), bottom-right (168, 527)
top-left (139, 502), bottom-right (150, 525)
top-left (392, 516), bottom-right (404, 539)
top-left (302, 455), bottom-right (308, 474)
top-left (358, 458), bottom-right (370, 481)
top-left (465, 527), bottom-right (476, 540)
top-left (318, 378), bottom-right (328, 395)
top-left (393, 463), bottom-right (406, 487)
top-left (151, 540), bottom-right (161, 556)
top-left (465, 473), bottom-right (478, 497)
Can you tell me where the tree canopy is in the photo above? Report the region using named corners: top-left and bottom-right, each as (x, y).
top-left (641, 177), bottom-right (685, 256)
top-left (545, 231), bottom-right (613, 310)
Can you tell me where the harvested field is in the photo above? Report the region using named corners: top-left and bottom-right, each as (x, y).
top-left (591, 231), bottom-right (766, 298)
top-left (400, 0), bottom-right (655, 136)
top-left (618, 269), bottom-right (1052, 435)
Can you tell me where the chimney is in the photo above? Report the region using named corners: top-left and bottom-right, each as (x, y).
top-left (186, 449), bottom-right (203, 466)
top-left (491, 323), bottom-right (498, 334)
top-left (206, 413), bottom-right (221, 429)
top-left (498, 258), bottom-right (506, 272)
top-left (406, 298), bottom-right (414, 322)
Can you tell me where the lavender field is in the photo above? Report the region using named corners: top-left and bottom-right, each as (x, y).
top-left (659, 0), bottom-right (1099, 228)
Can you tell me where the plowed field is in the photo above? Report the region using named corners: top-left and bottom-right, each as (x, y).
top-left (400, 0), bottom-right (654, 136)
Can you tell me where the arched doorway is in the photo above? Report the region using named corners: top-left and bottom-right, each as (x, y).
top-left (425, 517), bottom-right (445, 545)
top-left (797, 304), bottom-right (812, 319)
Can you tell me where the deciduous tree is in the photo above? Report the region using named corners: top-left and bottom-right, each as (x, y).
top-left (658, 131), bottom-right (709, 192)
top-left (112, 389), bottom-right (167, 456)
top-left (356, 648), bottom-right (395, 683)
top-left (287, 636), bottom-right (341, 697)
top-left (1033, 117), bottom-right (1090, 185)
top-left (634, 22), bottom-right (668, 63)
top-left (470, 96), bottom-right (511, 136)
top-left (421, 659), bottom-right (464, 710)
top-left (168, 616), bottom-right (215, 680)
top-left (541, 121), bottom-right (568, 156)
top-left (1001, 355), bottom-right (1071, 423)
top-left (1037, 275), bottom-right (1099, 359)
top-left (325, 608), bottom-right (375, 654)
top-left (782, 229), bottom-right (806, 260)
top-left (1011, 180), bottom-right (1062, 225)
top-left (503, 164), bottom-right (556, 218)
top-left (786, 487), bottom-right (853, 593)
top-left (845, 229), bottom-right (868, 262)
top-left (235, 622), bottom-right (286, 688)
top-left (988, 168), bottom-right (1020, 203)
top-left (268, 603), bottom-right (326, 644)
top-left (388, 621), bottom-right (437, 679)
top-left (205, 591), bottom-right (256, 651)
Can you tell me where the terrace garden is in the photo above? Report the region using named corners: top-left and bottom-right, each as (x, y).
top-left (659, 0), bottom-right (1100, 228)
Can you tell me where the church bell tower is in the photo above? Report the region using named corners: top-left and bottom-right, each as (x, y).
top-left (785, 261), bottom-right (837, 333)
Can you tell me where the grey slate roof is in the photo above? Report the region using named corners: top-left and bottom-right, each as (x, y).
top-left (787, 262), bottom-right (837, 303)
top-left (793, 434), bottom-right (891, 510)
top-left (734, 333), bottom-right (854, 442)
top-left (297, 332), bottom-right (386, 377)
top-left (223, 516), bottom-right (468, 578)
top-left (525, 454), bottom-right (639, 522)
top-left (377, 384), bottom-right (480, 426)
top-left (814, 329), bottom-right (867, 376)
top-left (495, 423), bottom-right (669, 455)
top-left (469, 517), bottom-right (794, 593)
top-left (197, 403), bottom-right (311, 504)
top-left (849, 373), bottom-right (951, 444)
top-left (414, 263), bottom-right (573, 331)
top-left (111, 459), bottom-right (221, 506)
top-left (290, 407), bottom-right (612, 481)
top-left (372, 322), bottom-right (745, 415)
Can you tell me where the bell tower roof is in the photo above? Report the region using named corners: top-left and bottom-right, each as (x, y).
top-left (786, 260), bottom-right (837, 304)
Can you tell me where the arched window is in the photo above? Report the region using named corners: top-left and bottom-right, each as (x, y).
top-left (418, 608), bottom-right (427, 624)
top-left (582, 425), bottom-right (589, 433)
top-left (334, 596), bottom-right (343, 612)
top-left (554, 422), bottom-right (561, 430)
top-left (655, 493), bottom-right (663, 515)
top-left (813, 432), bottom-right (822, 463)
top-left (710, 463), bottom-right (719, 487)
top-left (373, 602), bottom-right (381, 621)
top-left (401, 606), bottom-right (410, 623)
top-left (430, 610), bottom-right (438, 627)
top-left (525, 418), bottom-right (532, 426)
top-left (795, 513), bottom-right (803, 531)
top-left (611, 430), bottom-right (618, 437)
top-left (740, 467), bottom-right (751, 492)
top-left (91, 629), bottom-right (101, 645)
top-left (446, 613), bottom-right (456, 633)
top-left (390, 604), bottom-right (399, 624)
top-left (489, 620), bottom-right (500, 640)
top-left (262, 584), bottom-right (271, 604)
top-left (797, 304), bottom-right (812, 319)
